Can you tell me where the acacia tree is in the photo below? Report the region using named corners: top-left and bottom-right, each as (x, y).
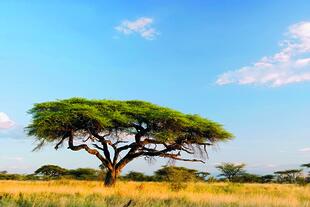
top-left (154, 166), bottom-right (201, 182)
top-left (302, 163), bottom-right (310, 182)
top-left (274, 169), bottom-right (303, 183)
top-left (34, 165), bottom-right (68, 178)
top-left (301, 163), bottom-right (310, 168)
top-left (216, 162), bottom-right (246, 181)
top-left (27, 98), bottom-right (233, 186)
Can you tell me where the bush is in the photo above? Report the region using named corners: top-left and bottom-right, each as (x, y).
top-left (0, 173), bottom-right (26, 180)
top-left (154, 166), bottom-right (203, 182)
top-left (66, 168), bottom-right (103, 180)
top-left (34, 165), bottom-right (68, 179)
top-left (154, 166), bottom-right (202, 191)
top-left (122, 171), bottom-right (154, 182)
top-left (233, 173), bottom-right (261, 183)
top-left (260, 175), bottom-right (275, 183)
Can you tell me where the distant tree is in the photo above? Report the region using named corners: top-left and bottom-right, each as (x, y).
top-left (260, 174), bottom-right (275, 183)
top-left (154, 166), bottom-right (202, 182)
top-left (233, 173), bottom-right (261, 183)
top-left (216, 163), bottom-right (246, 181)
top-left (301, 163), bottom-right (310, 168)
top-left (196, 171), bottom-right (210, 181)
top-left (26, 98), bottom-right (233, 186)
top-left (0, 171), bottom-right (8, 174)
top-left (34, 165), bottom-right (68, 178)
top-left (155, 166), bottom-right (202, 191)
top-left (67, 168), bottom-right (101, 180)
top-left (274, 169), bottom-right (303, 183)
top-left (123, 171), bottom-right (152, 182)
top-left (0, 173), bottom-right (25, 180)
top-left (206, 175), bottom-right (217, 183)
top-left (301, 163), bottom-right (310, 183)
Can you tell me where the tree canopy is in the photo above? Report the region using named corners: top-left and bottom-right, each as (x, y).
top-left (274, 169), bottom-right (303, 183)
top-left (27, 98), bottom-right (233, 186)
top-left (154, 166), bottom-right (207, 182)
top-left (216, 163), bottom-right (246, 181)
top-left (123, 171), bottom-right (152, 182)
top-left (301, 163), bottom-right (310, 168)
top-left (34, 165), bottom-right (68, 178)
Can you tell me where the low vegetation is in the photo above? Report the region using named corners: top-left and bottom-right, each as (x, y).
top-left (1, 163), bottom-right (310, 185)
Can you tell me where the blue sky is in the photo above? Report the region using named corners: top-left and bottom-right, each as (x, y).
top-left (0, 0), bottom-right (310, 175)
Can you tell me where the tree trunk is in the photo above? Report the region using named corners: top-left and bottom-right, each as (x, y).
top-left (104, 169), bottom-right (118, 187)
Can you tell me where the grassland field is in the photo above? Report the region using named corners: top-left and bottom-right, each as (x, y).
top-left (0, 180), bottom-right (309, 207)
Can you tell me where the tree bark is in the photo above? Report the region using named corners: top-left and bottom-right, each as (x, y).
top-left (104, 169), bottom-right (119, 187)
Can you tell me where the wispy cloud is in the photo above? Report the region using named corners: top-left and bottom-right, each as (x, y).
top-left (0, 112), bottom-right (14, 129)
top-left (217, 21), bottom-right (310, 87)
top-left (115, 17), bottom-right (159, 40)
top-left (0, 156), bottom-right (23, 161)
top-left (299, 147), bottom-right (310, 152)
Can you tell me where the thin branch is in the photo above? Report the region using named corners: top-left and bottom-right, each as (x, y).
top-left (90, 131), bottom-right (112, 163)
top-left (93, 144), bottom-right (104, 151)
top-left (159, 153), bottom-right (205, 163)
top-left (54, 137), bottom-right (67, 150)
top-left (181, 147), bottom-right (194, 154)
top-left (32, 140), bottom-right (45, 152)
top-left (112, 140), bottom-right (128, 146)
top-left (82, 135), bottom-right (95, 142)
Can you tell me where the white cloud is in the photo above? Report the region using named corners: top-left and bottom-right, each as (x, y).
top-left (299, 147), bottom-right (310, 152)
top-left (217, 21), bottom-right (310, 87)
top-left (115, 17), bottom-right (159, 40)
top-left (0, 112), bottom-right (14, 129)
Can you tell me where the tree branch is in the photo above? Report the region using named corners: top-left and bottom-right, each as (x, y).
top-left (93, 144), bottom-right (104, 151)
top-left (54, 137), bottom-right (67, 150)
top-left (68, 134), bottom-right (112, 170)
top-left (181, 147), bottom-right (194, 154)
top-left (90, 131), bottom-right (112, 164)
top-left (158, 153), bottom-right (205, 163)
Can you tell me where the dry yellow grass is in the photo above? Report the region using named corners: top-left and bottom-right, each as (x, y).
top-left (0, 180), bottom-right (309, 207)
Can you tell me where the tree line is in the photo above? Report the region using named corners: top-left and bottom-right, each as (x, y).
top-left (215, 163), bottom-right (310, 184)
top-left (0, 166), bottom-right (104, 181)
top-left (1, 162), bottom-right (309, 185)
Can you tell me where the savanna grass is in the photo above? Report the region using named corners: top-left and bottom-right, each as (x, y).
top-left (0, 180), bottom-right (309, 207)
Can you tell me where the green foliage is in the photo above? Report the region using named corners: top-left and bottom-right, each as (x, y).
top-left (301, 163), bottom-right (310, 168)
top-left (34, 165), bottom-right (68, 178)
top-left (233, 173), bottom-right (261, 183)
top-left (122, 166), bottom-right (208, 183)
top-left (196, 171), bottom-right (210, 180)
top-left (66, 168), bottom-right (103, 180)
top-left (26, 98), bottom-right (233, 148)
top-left (216, 163), bottom-right (246, 182)
top-left (0, 172), bottom-right (39, 181)
top-left (0, 165), bottom-right (105, 181)
top-left (0, 173), bottom-right (26, 180)
top-left (274, 169), bottom-right (303, 183)
top-left (122, 171), bottom-right (153, 182)
top-left (154, 166), bottom-right (202, 182)
top-left (154, 166), bottom-right (205, 191)
top-left (260, 175), bottom-right (275, 183)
